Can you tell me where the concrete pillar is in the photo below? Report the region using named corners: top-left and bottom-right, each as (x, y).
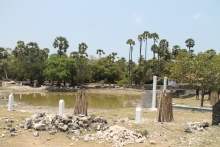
top-left (152, 76), bottom-right (157, 109)
top-left (59, 100), bottom-right (65, 116)
top-left (20, 82), bottom-right (22, 86)
top-left (20, 94), bottom-right (22, 99)
top-left (142, 92), bottom-right (153, 108)
top-left (163, 77), bottom-right (167, 92)
top-left (135, 107), bottom-right (142, 123)
top-left (34, 83), bottom-right (36, 87)
top-left (4, 82), bottom-right (7, 87)
top-left (8, 94), bottom-right (14, 111)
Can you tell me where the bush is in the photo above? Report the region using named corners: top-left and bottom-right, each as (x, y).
top-left (117, 78), bottom-right (129, 85)
top-left (136, 130), bottom-right (148, 136)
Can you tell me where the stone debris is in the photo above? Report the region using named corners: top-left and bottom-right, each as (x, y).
top-left (95, 125), bottom-right (145, 147)
top-left (23, 112), bottom-right (108, 134)
top-left (184, 120), bottom-right (209, 133)
top-left (33, 131), bottom-right (39, 137)
top-left (70, 143), bottom-right (74, 146)
top-left (149, 140), bottom-right (156, 145)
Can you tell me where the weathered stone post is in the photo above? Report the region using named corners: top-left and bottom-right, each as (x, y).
top-left (34, 83), bottom-right (36, 87)
top-left (152, 76), bottom-right (157, 109)
top-left (20, 94), bottom-right (22, 99)
top-left (20, 82), bottom-right (22, 86)
top-left (59, 99), bottom-right (65, 116)
top-left (8, 94), bottom-right (14, 111)
top-left (135, 107), bottom-right (142, 123)
top-left (163, 77), bottom-right (167, 92)
top-left (4, 82), bottom-right (7, 87)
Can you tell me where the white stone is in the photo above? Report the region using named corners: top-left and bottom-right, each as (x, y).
top-left (8, 94), bottom-right (14, 111)
top-left (59, 100), bottom-right (65, 116)
top-left (135, 107), bottom-right (142, 124)
top-left (70, 143), bottom-right (74, 146)
top-left (33, 123), bottom-right (46, 131)
top-left (163, 77), bottom-right (167, 92)
top-left (33, 131), bottom-right (39, 137)
top-left (152, 76), bottom-right (157, 109)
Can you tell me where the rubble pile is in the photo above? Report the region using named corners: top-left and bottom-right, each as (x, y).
top-left (184, 120), bottom-right (209, 133)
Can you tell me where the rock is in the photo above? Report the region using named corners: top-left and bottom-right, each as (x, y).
top-left (10, 127), bottom-right (16, 132)
top-left (135, 137), bottom-right (145, 143)
top-left (70, 143), bottom-right (74, 146)
top-left (33, 131), bottom-right (39, 137)
top-left (28, 129), bottom-right (32, 132)
top-left (49, 130), bottom-right (55, 135)
top-left (24, 118), bottom-right (32, 130)
top-left (47, 138), bottom-right (50, 141)
top-left (149, 140), bottom-right (156, 145)
top-left (33, 123), bottom-right (46, 131)
top-left (1, 134), bottom-right (5, 137)
top-left (19, 123), bottom-right (24, 128)
top-left (200, 120), bottom-right (209, 127)
top-left (7, 123), bottom-right (12, 127)
top-left (10, 132), bottom-right (17, 136)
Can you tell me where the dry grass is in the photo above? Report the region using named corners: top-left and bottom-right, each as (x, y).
top-left (0, 87), bottom-right (220, 147)
top-left (173, 95), bottom-right (212, 107)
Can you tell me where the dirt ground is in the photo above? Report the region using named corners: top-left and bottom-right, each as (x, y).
top-left (0, 86), bottom-right (220, 147)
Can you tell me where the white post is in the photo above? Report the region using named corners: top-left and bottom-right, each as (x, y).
top-left (34, 93), bottom-right (36, 97)
top-left (152, 76), bottom-right (157, 109)
top-left (59, 100), bottom-right (65, 116)
top-left (4, 82), bottom-right (7, 87)
top-left (163, 77), bottom-right (167, 92)
top-left (34, 83), bottom-right (36, 87)
top-left (20, 94), bottom-right (22, 99)
top-left (20, 82), bottom-right (22, 86)
top-left (8, 94), bottom-right (14, 111)
top-left (135, 107), bottom-right (142, 123)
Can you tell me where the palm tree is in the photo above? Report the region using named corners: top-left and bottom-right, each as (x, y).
top-left (172, 45), bottom-right (180, 60)
top-left (126, 39), bottom-right (135, 85)
top-left (185, 38), bottom-right (195, 53)
top-left (96, 49), bottom-right (105, 58)
top-left (0, 47), bottom-right (9, 80)
top-left (12, 41), bottom-right (26, 58)
top-left (78, 42), bottom-right (88, 58)
top-left (42, 48), bottom-right (50, 59)
top-left (143, 31), bottom-right (151, 60)
top-left (53, 36), bottom-right (69, 57)
top-left (138, 34), bottom-right (144, 84)
top-left (70, 51), bottom-right (79, 60)
top-left (26, 42), bottom-right (40, 58)
top-left (151, 33), bottom-right (159, 59)
top-left (159, 39), bottom-right (169, 60)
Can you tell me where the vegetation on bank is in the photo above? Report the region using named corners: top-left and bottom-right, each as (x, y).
top-left (1, 32), bottom-right (220, 106)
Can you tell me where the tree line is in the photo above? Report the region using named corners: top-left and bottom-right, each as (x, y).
top-left (1, 34), bottom-right (220, 106)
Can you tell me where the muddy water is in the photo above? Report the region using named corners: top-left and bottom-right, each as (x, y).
top-left (13, 91), bottom-right (141, 109)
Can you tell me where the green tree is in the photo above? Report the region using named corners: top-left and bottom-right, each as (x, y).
top-left (172, 45), bottom-right (181, 60)
top-left (0, 47), bottom-right (9, 79)
top-left (185, 38), bottom-right (195, 53)
top-left (96, 49), bottom-right (105, 58)
top-left (126, 39), bottom-right (135, 85)
top-left (53, 36), bottom-right (69, 57)
top-left (44, 56), bottom-right (77, 86)
top-left (143, 31), bottom-right (151, 60)
top-left (159, 39), bottom-right (170, 61)
top-left (169, 50), bottom-right (220, 106)
top-left (151, 33), bottom-right (159, 59)
top-left (138, 34), bottom-right (144, 84)
top-left (78, 42), bottom-right (88, 58)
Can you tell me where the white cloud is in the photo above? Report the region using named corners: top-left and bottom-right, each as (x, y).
top-left (193, 12), bottom-right (202, 19)
top-left (131, 13), bottom-right (144, 24)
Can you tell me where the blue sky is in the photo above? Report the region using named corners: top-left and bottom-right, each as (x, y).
top-left (0, 0), bottom-right (219, 63)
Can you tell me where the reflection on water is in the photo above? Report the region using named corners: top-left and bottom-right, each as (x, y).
top-left (14, 91), bottom-right (141, 109)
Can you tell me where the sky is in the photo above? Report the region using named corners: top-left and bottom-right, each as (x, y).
top-left (0, 0), bottom-right (220, 63)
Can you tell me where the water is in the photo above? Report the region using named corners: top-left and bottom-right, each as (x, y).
top-left (13, 91), bottom-right (141, 109)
